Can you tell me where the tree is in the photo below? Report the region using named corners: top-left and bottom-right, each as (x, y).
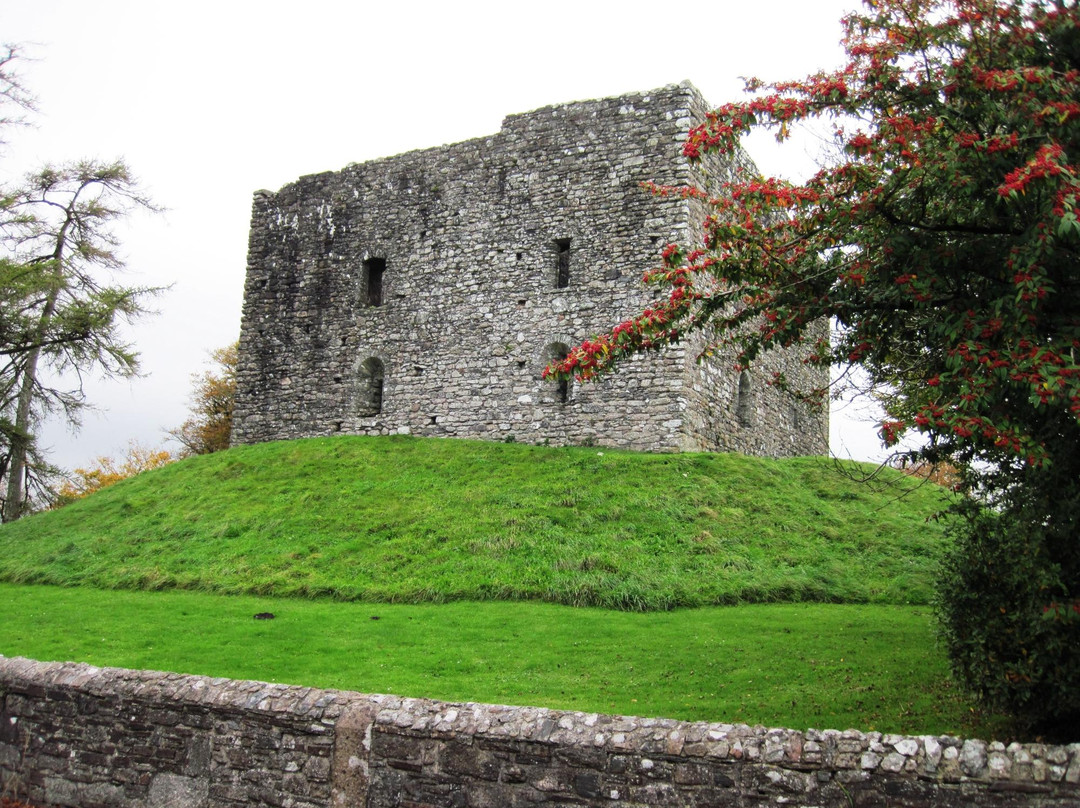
top-left (893, 457), bottom-right (962, 488)
top-left (54, 441), bottom-right (173, 503)
top-left (0, 49), bottom-right (160, 521)
top-left (0, 44), bottom-right (36, 146)
top-left (167, 342), bottom-right (237, 456)
top-left (547, 0), bottom-right (1080, 736)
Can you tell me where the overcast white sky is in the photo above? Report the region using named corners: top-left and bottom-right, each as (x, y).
top-left (2, 0), bottom-right (892, 470)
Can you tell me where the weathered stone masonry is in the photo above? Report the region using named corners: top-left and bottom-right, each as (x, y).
top-left (232, 83), bottom-right (828, 456)
top-left (2, 659), bottom-right (1078, 807)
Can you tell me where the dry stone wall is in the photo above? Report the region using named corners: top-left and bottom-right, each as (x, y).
top-left (233, 83), bottom-right (827, 456)
top-left (2, 658), bottom-right (1078, 807)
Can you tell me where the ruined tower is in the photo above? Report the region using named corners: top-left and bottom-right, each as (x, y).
top-left (232, 83), bottom-right (827, 456)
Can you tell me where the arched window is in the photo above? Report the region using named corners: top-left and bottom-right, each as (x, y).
top-left (542, 342), bottom-right (571, 404)
top-left (736, 370), bottom-right (754, 427)
top-left (357, 357), bottom-right (385, 416)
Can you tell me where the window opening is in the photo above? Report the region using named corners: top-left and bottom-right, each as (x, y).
top-left (556, 375), bottom-right (569, 404)
top-left (358, 357), bottom-right (385, 416)
top-left (364, 258), bottom-right (385, 307)
top-left (542, 342), bottom-right (571, 404)
top-left (737, 370), bottom-right (754, 427)
top-left (554, 238), bottom-right (571, 289)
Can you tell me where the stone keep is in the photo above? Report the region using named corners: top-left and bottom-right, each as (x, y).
top-left (232, 83), bottom-right (828, 456)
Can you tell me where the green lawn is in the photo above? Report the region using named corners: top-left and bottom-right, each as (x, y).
top-left (0, 436), bottom-right (949, 609)
top-left (0, 437), bottom-right (994, 738)
top-left (0, 583), bottom-right (1006, 739)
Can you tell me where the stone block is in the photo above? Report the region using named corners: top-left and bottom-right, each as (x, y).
top-left (148, 772), bottom-right (208, 807)
top-left (441, 743), bottom-right (500, 781)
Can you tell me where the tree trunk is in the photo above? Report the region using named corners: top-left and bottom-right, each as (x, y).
top-left (2, 286), bottom-right (58, 522)
top-left (2, 205), bottom-right (71, 521)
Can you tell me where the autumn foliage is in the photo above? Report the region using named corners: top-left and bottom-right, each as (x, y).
top-left (894, 458), bottom-right (963, 488)
top-left (55, 442), bottom-right (172, 502)
top-left (168, 342), bottom-right (237, 457)
top-left (549, 0), bottom-right (1080, 735)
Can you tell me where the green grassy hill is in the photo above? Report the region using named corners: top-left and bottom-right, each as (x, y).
top-left (0, 436), bottom-right (950, 610)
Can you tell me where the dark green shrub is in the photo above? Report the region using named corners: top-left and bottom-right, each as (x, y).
top-left (937, 505), bottom-right (1080, 740)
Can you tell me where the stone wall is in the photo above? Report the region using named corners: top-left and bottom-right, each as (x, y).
top-left (2, 658), bottom-right (1078, 807)
top-left (232, 83), bottom-right (828, 457)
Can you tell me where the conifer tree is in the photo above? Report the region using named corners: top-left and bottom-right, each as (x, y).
top-left (0, 47), bottom-right (159, 520)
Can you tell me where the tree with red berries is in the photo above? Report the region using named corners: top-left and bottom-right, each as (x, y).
top-left (549, 0), bottom-right (1080, 736)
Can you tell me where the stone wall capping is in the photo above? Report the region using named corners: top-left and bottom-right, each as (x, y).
top-left (2, 657), bottom-right (1077, 807)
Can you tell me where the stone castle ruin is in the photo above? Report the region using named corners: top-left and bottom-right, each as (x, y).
top-left (232, 83), bottom-right (827, 456)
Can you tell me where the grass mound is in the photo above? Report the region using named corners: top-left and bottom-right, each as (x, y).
top-left (0, 436), bottom-right (949, 609)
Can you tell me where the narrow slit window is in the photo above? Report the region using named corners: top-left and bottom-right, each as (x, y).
top-left (737, 370), bottom-right (754, 427)
top-left (554, 238), bottom-right (571, 289)
top-left (364, 258), bottom-right (385, 307)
